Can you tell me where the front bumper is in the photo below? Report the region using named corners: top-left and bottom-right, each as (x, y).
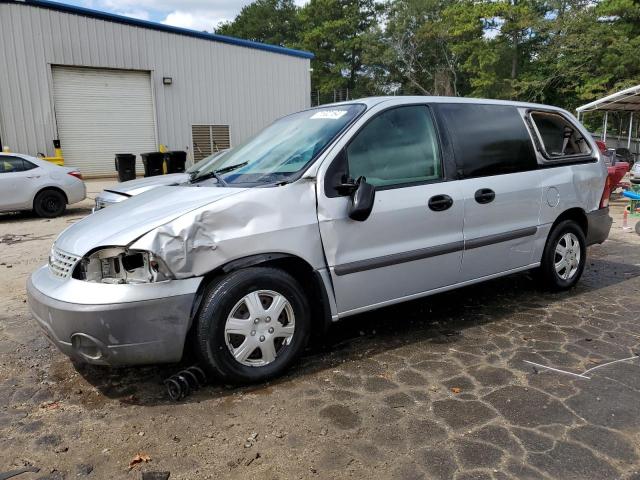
top-left (27, 266), bottom-right (202, 366)
top-left (586, 207), bottom-right (613, 246)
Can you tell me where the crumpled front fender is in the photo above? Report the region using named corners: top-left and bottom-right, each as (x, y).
top-left (130, 181), bottom-right (327, 278)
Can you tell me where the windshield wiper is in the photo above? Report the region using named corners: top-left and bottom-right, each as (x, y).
top-left (190, 162), bottom-right (248, 185)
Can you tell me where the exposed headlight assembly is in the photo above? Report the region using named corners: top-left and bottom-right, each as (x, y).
top-left (73, 247), bottom-right (172, 284)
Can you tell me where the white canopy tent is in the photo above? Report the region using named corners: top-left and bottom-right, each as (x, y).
top-left (576, 84), bottom-right (640, 149)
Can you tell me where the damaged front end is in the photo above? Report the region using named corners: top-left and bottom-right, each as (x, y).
top-left (71, 247), bottom-right (172, 284)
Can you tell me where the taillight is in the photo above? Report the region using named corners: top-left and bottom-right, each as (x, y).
top-left (600, 175), bottom-right (612, 208)
top-left (68, 171), bottom-right (83, 180)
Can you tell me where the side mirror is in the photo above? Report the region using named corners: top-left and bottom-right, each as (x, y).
top-left (348, 176), bottom-right (375, 221)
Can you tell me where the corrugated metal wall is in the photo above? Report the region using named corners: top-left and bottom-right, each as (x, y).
top-left (0, 2), bottom-right (311, 166)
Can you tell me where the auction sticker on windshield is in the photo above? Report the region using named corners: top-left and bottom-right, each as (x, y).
top-left (310, 110), bottom-right (348, 120)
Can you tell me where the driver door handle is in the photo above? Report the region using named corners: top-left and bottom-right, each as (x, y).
top-left (474, 188), bottom-right (495, 204)
top-left (428, 194), bottom-right (453, 212)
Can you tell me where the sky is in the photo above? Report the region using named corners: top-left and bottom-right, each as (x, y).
top-left (65, 0), bottom-right (306, 32)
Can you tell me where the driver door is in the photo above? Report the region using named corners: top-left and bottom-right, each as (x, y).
top-left (317, 105), bottom-right (464, 315)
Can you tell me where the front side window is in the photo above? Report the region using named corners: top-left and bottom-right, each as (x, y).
top-left (345, 106), bottom-right (442, 188)
top-left (192, 104), bottom-right (365, 186)
top-left (530, 112), bottom-right (592, 158)
top-left (438, 104), bottom-right (537, 178)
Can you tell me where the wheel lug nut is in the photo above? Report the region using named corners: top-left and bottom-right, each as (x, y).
top-left (259, 335), bottom-right (265, 342)
top-left (268, 327), bottom-right (274, 333)
top-left (254, 318), bottom-right (259, 324)
top-left (266, 317), bottom-right (271, 323)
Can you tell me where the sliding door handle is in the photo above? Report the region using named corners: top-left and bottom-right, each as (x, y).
top-left (428, 194), bottom-right (453, 212)
top-left (474, 188), bottom-right (495, 204)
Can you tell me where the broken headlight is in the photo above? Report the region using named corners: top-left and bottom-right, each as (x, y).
top-left (73, 247), bottom-right (172, 284)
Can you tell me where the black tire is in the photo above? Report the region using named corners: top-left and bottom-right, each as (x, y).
top-left (194, 267), bottom-right (311, 384)
top-left (538, 220), bottom-right (586, 291)
top-left (33, 189), bottom-right (66, 218)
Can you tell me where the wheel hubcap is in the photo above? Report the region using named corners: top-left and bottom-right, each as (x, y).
top-left (224, 290), bottom-right (295, 367)
top-left (554, 232), bottom-right (581, 280)
top-left (44, 196), bottom-right (59, 214)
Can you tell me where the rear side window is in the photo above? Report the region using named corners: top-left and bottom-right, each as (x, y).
top-left (0, 157), bottom-right (29, 173)
top-left (437, 104), bottom-right (537, 178)
top-left (346, 105), bottom-right (442, 188)
top-left (529, 112), bottom-right (592, 158)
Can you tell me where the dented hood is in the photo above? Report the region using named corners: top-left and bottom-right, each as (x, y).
top-left (55, 185), bottom-right (246, 256)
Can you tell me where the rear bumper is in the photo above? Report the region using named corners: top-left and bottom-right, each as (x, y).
top-left (586, 207), bottom-right (612, 246)
top-left (67, 182), bottom-right (86, 205)
top-left (27, 266), bottom-right (201, 366)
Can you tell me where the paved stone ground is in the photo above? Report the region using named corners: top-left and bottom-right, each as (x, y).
top-left (1, 181), bottom-right (640, 479)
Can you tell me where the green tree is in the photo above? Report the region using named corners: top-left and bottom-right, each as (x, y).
top-left (297, 0), bottom-right (382, 94)
top-left (216, 0), bottom-right (301, 47)
top-left (216, 0), bottom-right (640, 110)
top-left (517, 0), bottom-right (640, 109)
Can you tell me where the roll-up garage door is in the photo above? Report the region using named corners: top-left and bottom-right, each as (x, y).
top-left (52, 66), bottom-right (157, 177)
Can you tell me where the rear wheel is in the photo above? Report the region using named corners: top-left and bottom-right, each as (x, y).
top-left (33, 189), bottom-right (66, 218)
top-left (194, 267), bottom-right (311, 384)
top-left (538, 220), bottom-right (586, 291)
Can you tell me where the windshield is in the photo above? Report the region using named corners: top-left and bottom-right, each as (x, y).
top-left (186, 150), bottom-right (227, 174)
top-left (193, 104), bottom-right (365, 186)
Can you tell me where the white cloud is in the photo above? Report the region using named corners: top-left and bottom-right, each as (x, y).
top-left (80, 0), bottom-right (310, 33)
top-left (115, 9), bottom-right (150, 21)
top-left (161, 10), bottom-right (230, 32)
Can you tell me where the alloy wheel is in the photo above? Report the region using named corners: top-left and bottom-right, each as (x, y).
top-left (554, 232), bottom-right (581, 280)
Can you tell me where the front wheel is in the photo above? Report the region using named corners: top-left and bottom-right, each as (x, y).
top-left (538, 220), bottom-right (586, 291)
top-left (194, 267), bottom-right (311, 384)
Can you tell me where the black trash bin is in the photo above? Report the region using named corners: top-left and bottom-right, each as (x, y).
top-left (114, 154), bottom-right (136, 182)
top-left (165, 151), bottom-right (187, 173)
top-left (141, 152), bottom-right (165, 177)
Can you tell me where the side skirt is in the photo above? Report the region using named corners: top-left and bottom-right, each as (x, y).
top-left (335, 262), bottom-right (541, 319)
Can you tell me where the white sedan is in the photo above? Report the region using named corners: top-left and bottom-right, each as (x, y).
top-left (0, 153), bottom-right (86, 217)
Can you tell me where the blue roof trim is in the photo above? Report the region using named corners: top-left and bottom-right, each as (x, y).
top-left (5, 0), bottom-right (314, 59)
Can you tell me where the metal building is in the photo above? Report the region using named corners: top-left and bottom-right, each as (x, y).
top-left (0, 0), bottom-right (313, 176)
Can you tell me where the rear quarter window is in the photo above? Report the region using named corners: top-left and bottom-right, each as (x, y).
top-left (22, 159), bottom-right (38, 171)
top-left (436, 104), bottom-right (537, 178)
top-left (529, 111), bottom-right (592, 159)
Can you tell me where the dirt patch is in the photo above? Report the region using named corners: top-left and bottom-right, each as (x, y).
top-left (1, 187), bottom-right (639, 479)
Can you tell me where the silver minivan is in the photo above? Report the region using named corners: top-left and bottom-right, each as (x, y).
top-left (27, 97), bottom-right (612, 383)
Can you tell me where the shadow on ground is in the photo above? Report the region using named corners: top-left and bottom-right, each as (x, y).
top-left (0, 207), bottom-right (92, 224)
top-left (71, 257), bottom-right (640, 406)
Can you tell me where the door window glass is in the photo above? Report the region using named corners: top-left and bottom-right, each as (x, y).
top-left (346, 106), bottom-right (442, 188)
top-left (530, 112), bottom-right (592, 158)
top-left (0, 157), bottom-right (27, 173)
top-left (438, 104), bottom-right (537, 178)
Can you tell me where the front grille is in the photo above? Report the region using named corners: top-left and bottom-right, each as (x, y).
top-left (49, 246), bottom-right (81, 279)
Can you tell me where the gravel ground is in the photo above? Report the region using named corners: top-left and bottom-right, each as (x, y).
top-left (1, 180), bottom-right (640, 480)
